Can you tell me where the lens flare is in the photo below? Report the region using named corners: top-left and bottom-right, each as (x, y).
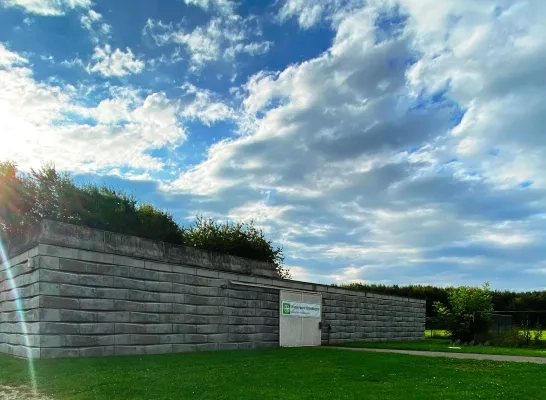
top-left (0, 239), bottom-right (37, 395)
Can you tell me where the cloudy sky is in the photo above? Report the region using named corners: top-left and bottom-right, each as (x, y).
top-left (1, 0), bottom-right (545, 290)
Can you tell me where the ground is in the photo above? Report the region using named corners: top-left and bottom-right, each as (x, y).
top-left (1, 347), bottom-right (545, 400)
top-left (336, 338), bottom-right (546, 357)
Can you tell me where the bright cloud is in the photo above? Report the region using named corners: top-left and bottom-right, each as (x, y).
top-left (88, 45), bottom-right (145, 77)
top-left (0, 0), bottom-right (90, 15)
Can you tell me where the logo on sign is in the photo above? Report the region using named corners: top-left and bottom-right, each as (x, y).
top-left (282, 302), bottom-right (291, 315)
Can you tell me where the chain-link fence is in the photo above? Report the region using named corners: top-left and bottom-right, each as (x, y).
top-left (473, 311), bottom-right (546, 347)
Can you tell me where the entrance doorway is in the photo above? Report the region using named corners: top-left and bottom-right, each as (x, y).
top-left (279, 290), bottom-right (322, 347)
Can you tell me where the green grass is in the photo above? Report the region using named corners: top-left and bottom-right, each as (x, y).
top-left (337, 338), bottom-right (546, 357)
top-left (426, 329), bottom-right (546, 340)
top-left (1, 348), bottom-right (546, 399)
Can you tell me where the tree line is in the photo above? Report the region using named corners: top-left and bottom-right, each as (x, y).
top-left (0, 161), bottom-right (288, 278)
top-left (339, 283), bottom-right (546, 321)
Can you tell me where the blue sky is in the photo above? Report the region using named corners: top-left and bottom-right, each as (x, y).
top-left (1, 0), bottom-right (546, 291)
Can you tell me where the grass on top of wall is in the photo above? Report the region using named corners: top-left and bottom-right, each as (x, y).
top-left (0, 347), bottom-right (545, 400)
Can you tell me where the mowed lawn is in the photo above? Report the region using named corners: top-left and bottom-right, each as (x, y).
top-left (1, 348), bottom-right (546, 400)
top-left (335, 338), bottom-right (546, 357)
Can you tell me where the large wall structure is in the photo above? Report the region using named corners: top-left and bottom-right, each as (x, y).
top-left (0, 220), bottom-right (425, 359)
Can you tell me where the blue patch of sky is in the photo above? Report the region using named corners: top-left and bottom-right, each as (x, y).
top-left (374, 4), bottom-right (408, 44)
top-left (488, 148), bottom-right (500, 156)
top-left (519, 180), bottom-right (533, 189)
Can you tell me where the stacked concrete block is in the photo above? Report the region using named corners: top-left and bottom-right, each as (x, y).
top-left (0, 247), bottom-right (41, 358)
top-left (0, 220), bottom-right (425, 359)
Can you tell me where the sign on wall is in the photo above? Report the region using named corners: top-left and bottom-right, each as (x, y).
top-left (281, 300), bottom-right (321, 318)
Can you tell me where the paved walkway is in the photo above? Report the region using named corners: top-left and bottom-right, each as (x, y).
top-left (330, 347), bottom-right (546, 364)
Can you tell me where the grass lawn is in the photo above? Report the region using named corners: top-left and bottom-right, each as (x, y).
top-left (336, 338), bottom-right (546, 357)
top-left (1, 348), bottom-right (546, 399)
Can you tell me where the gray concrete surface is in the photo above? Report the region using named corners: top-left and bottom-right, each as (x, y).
top-left (329, 346), bottom-right (546, 364)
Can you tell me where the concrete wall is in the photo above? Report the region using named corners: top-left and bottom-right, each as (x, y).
top-left (0, 221), bottom-right (425, 358)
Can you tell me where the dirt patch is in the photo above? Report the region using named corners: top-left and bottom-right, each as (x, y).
top-left (0, 385), bottom-right (54, 400)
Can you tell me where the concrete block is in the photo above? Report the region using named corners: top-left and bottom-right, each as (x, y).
top-left (172, 304), bottom-right (196, 314)
top-left (115, 300), bottom-right (146, 312)
top-left (80, 346), bottom-right (115, 357)
top-left (207, 333), bottom-right (229, 343)
top-left (40, 322), bottom-right (80, 334)
top-left (79, 274), bottom-right (114, 287)
top-left (185, 294), bottom-right (226, 306)
top-left (219, 343), bottom-right (238, 351)
top-left (125, 289), bottom-right (160, 302)
top-left (114, 255), bottom-right (145, 269)
top-left (115, 334), bottom-right (132, 345)
top-left (130, 335), bottom-right (160, 345)
top-left (58, 258), bottom-right (90, 273)
top-left (40, 269), bottom-right (79, 284)
top-left (79, 299), bottom-right (114, 310)
top-left (115, 346), bottom-right (145, 356)
top-left (77, 249), bottom-right (114, 265)
top-left (130, 312), bottom-right (160, 323)
top-left (184, 334), bottom-right (208, 344)
top-left (60, 309), bottom-right (98, 322)
top-left (40, 335), bottom-right (62, 347)
top-left (171, 265), bottom-right (197, 276)
top-left (145, 324), bottom-right (173, 334)
top-left (159, 314), bottom-right (176, 323)
top-left (114, 277), bottom-right (145, 291)
top-left (195, 343), bottom-right (219, 352)
top-left (195, 268), bottom-right (219, 278)
top-left (41, 348), bottom-right (80, 358)
top-left (95, 288), bottom-right (119, 299)
top-left (40, 296), bottom-right (79, 309)
top-left (144, 302), bottom-right (173, 313)
top-left (80, 323), bottom-right (115, 335)
top-left (173, 325), bottom-right (197, 334)
top-left (144, 261), bottom-right (172, 272)
top-left (39, 256), bottom-right (60, 270)
top-left (145, 344), bottom-right (173, 354)
top-left (195, 325), bottom-right (219, 334)
top-left (60, 284), bottom-right (97, 298)
top-left (157, 334), bottom-right (182, 344)
top-left (172, 344), bottom-right (197, 353)
top-left (145, 281), bottom-right (173, 292)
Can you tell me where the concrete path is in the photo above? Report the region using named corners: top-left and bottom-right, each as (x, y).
top-left (329, 347), bottom-right (546, 364)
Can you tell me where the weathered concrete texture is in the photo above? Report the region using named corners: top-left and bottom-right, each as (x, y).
top-left (5, 220), bottom-right (278, 278)
top-left (0, 221), bottom-right (425, 359)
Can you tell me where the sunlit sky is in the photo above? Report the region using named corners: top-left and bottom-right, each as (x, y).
top-left (1, 0), bottom-right (545, 290)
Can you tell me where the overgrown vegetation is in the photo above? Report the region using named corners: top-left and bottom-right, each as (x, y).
top-left (432, 283), bottom-right (494, 342)
top-left (0, 161), bottom-right (288, 278)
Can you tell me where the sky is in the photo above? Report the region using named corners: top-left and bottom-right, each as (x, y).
top-left (0, 0), bottom-right (545, 291)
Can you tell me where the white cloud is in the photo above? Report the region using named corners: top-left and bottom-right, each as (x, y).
top-left (88, 45), bottom-right (145, 77)
top-left (0, 0), bottom-right (91, 16)
top-left (0, 45), bottom-right (186, 174)
top-left (0, 42), bottom-right (27, 67)
top-left (183, 0), bottom-right (235, 15)
top-left (146, 14), bottom-right (271, 70)
top-left (159, 1), bottom-right (546, 289)
top-left (81, 9), bottom-right (112, 44)
top-left (180, 83), bottom-right (234, 126)
top-left (279, 0), bottom-right (326, 29)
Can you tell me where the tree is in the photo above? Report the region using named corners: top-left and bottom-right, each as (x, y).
top-left (433, 282), bottom-right (493, 342)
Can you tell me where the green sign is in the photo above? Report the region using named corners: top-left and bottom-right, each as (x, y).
top-left (282, 302), bottom-right (291, 315)
top-left (281, 300), bottom-right (321, 317)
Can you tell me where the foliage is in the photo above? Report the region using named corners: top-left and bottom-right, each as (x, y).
top-left (183, 216), bottom-right (288, 278)
top-left (337, 282), bottom-right (546, 325)
top-left (0, 161), bottom-right (286, 277)
top-left (432, 283), bottom-right (493, 341)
